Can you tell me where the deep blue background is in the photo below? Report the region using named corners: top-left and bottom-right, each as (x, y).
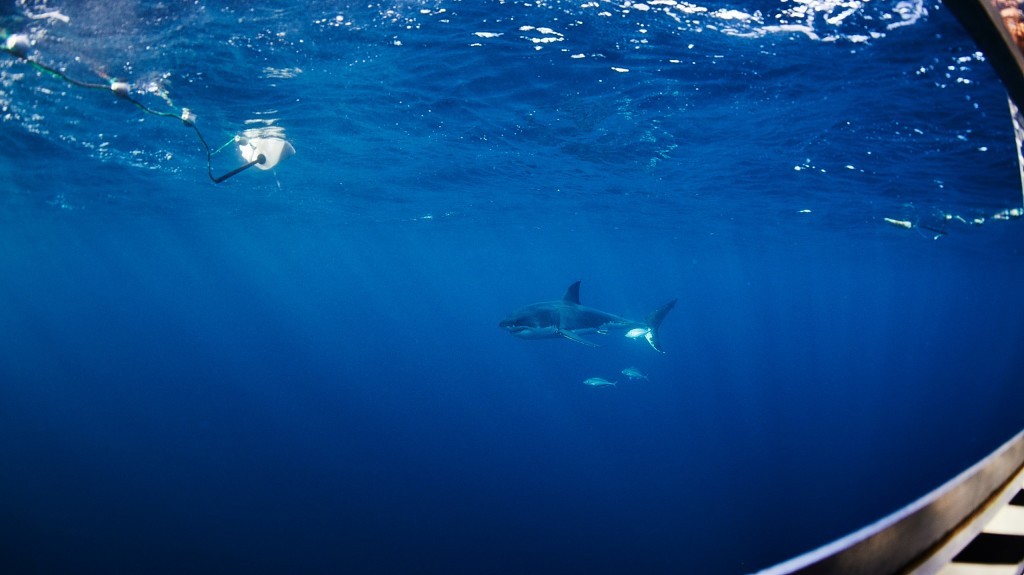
top-left (2, 1), bottom-right (1024, 574)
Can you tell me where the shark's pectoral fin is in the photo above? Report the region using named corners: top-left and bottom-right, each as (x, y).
top-left (558, 329), bottom-right (601, 348)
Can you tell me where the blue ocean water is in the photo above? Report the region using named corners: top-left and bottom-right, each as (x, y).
top-left (2, 1), bottom-right (1024, 573)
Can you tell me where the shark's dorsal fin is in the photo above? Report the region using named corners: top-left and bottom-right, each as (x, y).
top-left (563, 281), bottom-right (582, 305)
top-left (558, 328), bottom-right (601, 348)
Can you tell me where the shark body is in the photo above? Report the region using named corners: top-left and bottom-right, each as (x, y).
top-left (499, 281), bottom-right (677, 353)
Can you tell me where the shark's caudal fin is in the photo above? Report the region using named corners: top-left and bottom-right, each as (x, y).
top-left (643, 299), bottom-right (678, 353)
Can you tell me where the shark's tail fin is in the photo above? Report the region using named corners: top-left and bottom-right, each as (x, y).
top-left (643, 299), bottom-right (678, 353)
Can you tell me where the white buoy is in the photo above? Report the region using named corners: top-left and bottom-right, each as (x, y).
top-left (884, 217), bottom-right (913, 229)
top-left (240, 137), bottom-right (295, 170)
top-left (109, 81), bottom-right (130, 98)
top-left (4, 34), bottom-right (30, 58)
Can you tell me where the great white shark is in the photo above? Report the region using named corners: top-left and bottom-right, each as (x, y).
top-left (498, 281), bottom-right (678, 353)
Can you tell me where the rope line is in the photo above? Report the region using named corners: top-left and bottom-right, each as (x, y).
top-left (2, 37), bottom-right (265, 183)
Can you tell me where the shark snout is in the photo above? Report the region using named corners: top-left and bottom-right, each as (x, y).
top-left (498, 319), bottom-right (521, 332)
top-left (498, 316), bottom-right (532, 334)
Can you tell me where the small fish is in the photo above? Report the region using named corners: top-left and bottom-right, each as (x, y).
top-left (624, 327), bottom-right (650, 339)
top-left (583, 377), bottom-right (617, 388)
top-left (621, 367), bottom-right (648, 381)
